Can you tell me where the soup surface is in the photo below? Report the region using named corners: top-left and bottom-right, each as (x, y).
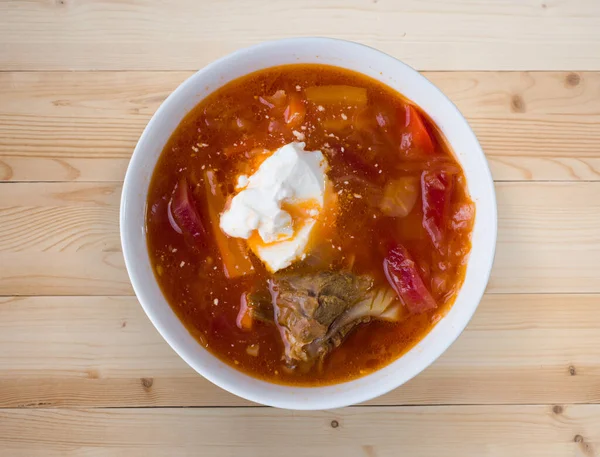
top-left (146, 64), bottom-right (474, 385)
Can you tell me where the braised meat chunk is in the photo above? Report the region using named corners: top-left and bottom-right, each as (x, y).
top-left (271, 272), bottom-right (403, 366)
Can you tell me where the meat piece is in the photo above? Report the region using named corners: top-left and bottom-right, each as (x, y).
top-left (309, 287), bottom-right (403, 359)
top-left (270, 271), bottom-right (403, 366)
top-left (245, 290), bottom-right (274, 323)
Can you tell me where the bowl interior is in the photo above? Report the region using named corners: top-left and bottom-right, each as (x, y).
top-left (120, 38), bottom-right (497, 409)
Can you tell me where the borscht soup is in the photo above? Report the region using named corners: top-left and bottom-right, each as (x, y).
top-left (146, 64), bottom-right (474, 386)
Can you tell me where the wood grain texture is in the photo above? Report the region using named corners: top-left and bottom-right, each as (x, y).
top-left (1, 405), bottom-right (599, 457)
top-left (2, 71), bottom-right (600, 182)
top-left (0, 182), bottom-right (129, 294)
top-left (2, 0), bottom-right (600, 71)
top-left (1, 181), bottom-right (599, 295)
top-left (2, 0), bottom-right (599, 453)
top-left (492, 181), bottom-right (600, 294)
top-left (1, 294), bottom-right (599, 408)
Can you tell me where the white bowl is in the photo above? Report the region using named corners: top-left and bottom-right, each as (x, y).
top-left (120, 37), bottom-right (497, 410)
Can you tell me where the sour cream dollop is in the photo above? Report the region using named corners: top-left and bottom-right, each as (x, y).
top-left (220, 142), bottom-right (328, 272)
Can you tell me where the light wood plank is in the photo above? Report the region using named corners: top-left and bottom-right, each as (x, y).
top-left (2, 0), bottom-right (600, 71)
top-left (426, 71), bottom-right (600, 182)
top-left (0, 182), bottom-right (120, 207)
top-left (0, 252), bottom-right (131, 296)
top-left (0, 183), bottom-right (129, 295)
top-left (491, 181), bottom-right (600, 294)
top-left (1, 294), bottom-right (598, 408)
top-left (0, 405), bottom-right (598, 457)
top-left (1, 181), bottom-right (599, 295)
top-left (2, 71), bottom-right (600, 182)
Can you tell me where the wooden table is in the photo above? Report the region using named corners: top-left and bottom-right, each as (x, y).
top-left (1, 1), bottom-right (599, 455)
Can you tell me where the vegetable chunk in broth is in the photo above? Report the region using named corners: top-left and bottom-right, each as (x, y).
top-left (146, 64), bottom-right (474, 385)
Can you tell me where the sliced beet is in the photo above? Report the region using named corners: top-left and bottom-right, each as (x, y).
top-left (421, 170), bottom-right (454, 251)
top-left (383, 245), bottom-right (437, 314)
top-left (168, 178), bottom-right (207, 245)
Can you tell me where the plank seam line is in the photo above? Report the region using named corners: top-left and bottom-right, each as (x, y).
top-left (0, 402), bottom-right (589, 411)
top-left (0, 70), bottom-right (599, 74)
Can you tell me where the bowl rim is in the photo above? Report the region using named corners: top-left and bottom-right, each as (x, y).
top-left (120, 37), bottom-right (497, 409)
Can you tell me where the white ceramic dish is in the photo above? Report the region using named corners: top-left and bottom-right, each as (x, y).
top-left (120, 37), bottom-right (497, 410)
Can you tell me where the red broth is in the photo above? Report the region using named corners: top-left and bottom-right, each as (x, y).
top-left (146, 64), bottom-right (474, 385)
